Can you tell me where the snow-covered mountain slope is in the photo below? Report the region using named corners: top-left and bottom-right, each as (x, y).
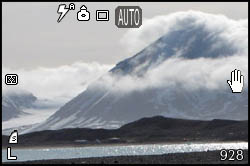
top-left (2, 90), bottom-right (61, 135)
top-left (2, 108), bottom-right (58, 135)
top-left (24, 11), bottom-right (248, 133)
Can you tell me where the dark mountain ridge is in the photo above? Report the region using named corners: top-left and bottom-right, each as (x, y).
top-left (2, 116), bottom-right (248, 147)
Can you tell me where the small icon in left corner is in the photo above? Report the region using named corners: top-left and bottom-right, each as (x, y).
top-left (9, 130), bottom-right (18, 144)
top-left (57, 3), bottom-right (75, 23)
top-left (7, 147), bottom-right (17, 160)
top-left (7, 130), bottom-right (18, 160)
top-left (5, 74), bottom-right (18, 85)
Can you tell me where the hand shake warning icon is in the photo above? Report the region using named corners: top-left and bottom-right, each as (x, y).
top-left (227, 69), bottom-right (244, 93)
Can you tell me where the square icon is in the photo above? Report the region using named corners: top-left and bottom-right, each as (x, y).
top-left (96, 10), bottom-right (109, 21)
top-left (5, 74), bottom-right (18, 85)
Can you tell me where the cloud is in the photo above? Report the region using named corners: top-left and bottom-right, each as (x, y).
top-left (3, 11), bottom-right (248, 104)
top-left (121, 10), bottom-right (248, 56)
top-left (95, 55), bottom-right (248, 94)
top-left (2, 62), bottom-right (114, 102)
top-left (97, 11), bottom-right (248, 94)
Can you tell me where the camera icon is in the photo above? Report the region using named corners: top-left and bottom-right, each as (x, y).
top-left (5, 74), bottom-right (18, 85)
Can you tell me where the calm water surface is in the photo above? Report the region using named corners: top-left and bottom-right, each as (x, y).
top-left (2, 142), bottom-right (248, 162)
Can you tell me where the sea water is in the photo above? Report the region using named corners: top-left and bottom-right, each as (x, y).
top-left (2, 142), bottom-right (248, 162)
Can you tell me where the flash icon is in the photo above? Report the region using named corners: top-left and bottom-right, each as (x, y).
top-left (57, 3), bottom-right (75, 23)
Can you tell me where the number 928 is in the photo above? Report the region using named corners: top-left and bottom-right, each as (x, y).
top-left (220, 149), bottom-right (244, 161)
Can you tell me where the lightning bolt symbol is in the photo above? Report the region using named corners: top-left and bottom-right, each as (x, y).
top-left (57, 4), bottom-right (69, 23)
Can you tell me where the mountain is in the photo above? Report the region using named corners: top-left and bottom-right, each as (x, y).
top-left (2, 116), bottom-right (248, 147)
top-left (2, 91), bottom-right (37, 121)
top-left (24, 11), bottom-right (248, 133)
top-left (2, 90), bottom-right (64, 135)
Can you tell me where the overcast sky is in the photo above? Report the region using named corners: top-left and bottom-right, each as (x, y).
top-left (2, 2), bottom-right (248, 69)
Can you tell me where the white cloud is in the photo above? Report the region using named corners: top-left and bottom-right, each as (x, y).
top-left (98, 11), bottom-right (248, 94)
top-left (3, 11), bottom-right (248, 103)
top-left (95, 55), bottom-right (248, 94)
top-left (2, 62), bottom-right (114, 102)
top-left (121, 10), bottom-right (248, 56)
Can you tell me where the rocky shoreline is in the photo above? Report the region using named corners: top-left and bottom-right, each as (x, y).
top-left (4, 150), bottom-right (248, 164)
